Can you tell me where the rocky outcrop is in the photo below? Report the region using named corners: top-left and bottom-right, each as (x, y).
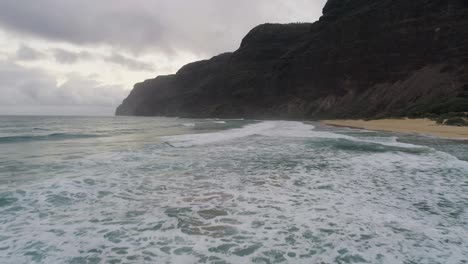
top-left (116, 0), bottom-right (468, 119)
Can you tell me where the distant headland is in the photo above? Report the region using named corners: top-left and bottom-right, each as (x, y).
top-left (116, 0), bottom-right (468, 124)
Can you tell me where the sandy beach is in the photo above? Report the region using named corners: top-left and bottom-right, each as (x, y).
top-left (322, 118), bottom-right (468, 140)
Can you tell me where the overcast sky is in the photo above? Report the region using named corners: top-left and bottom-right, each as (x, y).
top-left (0, 0), bottom-right (327, 116)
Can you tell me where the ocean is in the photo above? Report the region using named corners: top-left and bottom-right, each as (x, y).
top-left (0, 116), bottom-right (467, 263)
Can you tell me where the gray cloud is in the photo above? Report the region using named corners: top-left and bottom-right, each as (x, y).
top-left (15, 45), bottom-right (45, 61)
top-left (52, 48), bottom-right (93, 64)
top-left (105, 53), bottom-right (154, 71)
top-left (0, 0), bottom-right (327, 56)
top-left (0, 0), bottom-right (328, 115)
top-left (51, 48), bottom-right (154, 71)
top-left (0, 61), bottom-right (127, 115)
top-left (11, 45), bottom-right (155, 72)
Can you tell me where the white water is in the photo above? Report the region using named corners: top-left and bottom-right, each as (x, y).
top-left (0, 117), bottom-right (467, 263)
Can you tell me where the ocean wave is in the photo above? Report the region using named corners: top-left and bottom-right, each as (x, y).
top-left (162, 121), bottom-right (317, 147)
top-left (0, 133), bottom-right (102, 144)
top-left (317, 138), bottom-right (429, 154)
top-left (177, 120), bottom-right (252, 131)
top-left (182, 123), bottom-right (196, 127)
top-left (162, 121), bottom-right (432, 155)
top-left (1, 118), bottom-right (467, 263)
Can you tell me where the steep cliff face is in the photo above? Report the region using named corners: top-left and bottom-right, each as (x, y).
top-left (116, 0), bottom-right (468, 119)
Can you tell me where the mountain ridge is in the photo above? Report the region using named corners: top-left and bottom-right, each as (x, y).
top-left (116, 0), bottom-right (468, 119)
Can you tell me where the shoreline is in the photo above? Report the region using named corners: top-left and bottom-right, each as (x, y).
top-left (321, 118), bottom-right (468, 140)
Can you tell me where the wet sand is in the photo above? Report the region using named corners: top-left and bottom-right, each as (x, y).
top-left (322, 118), bottom-right (468, 140)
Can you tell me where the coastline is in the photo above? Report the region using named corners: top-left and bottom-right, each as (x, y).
top-left (321, 118), bottom-right (468, 140)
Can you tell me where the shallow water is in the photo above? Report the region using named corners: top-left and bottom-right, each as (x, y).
top-left (0, 116), bottom-right (467, 263)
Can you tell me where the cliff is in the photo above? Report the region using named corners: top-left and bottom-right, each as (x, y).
top-left (116, 0), bottom-right (468, 119)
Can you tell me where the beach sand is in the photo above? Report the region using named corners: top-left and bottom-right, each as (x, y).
top-left (322, 118), bottom-right (468, 140)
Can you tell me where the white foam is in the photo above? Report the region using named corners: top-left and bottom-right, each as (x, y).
top-left (182, 123), bottom-right (195, 127)
top-left (162, 121), bottom-right (281, 147)
top-left (1, 118), bottom-right (468, 263)
top-left (163, 121), bottom-right (426, 149)
top-left (162, 121), bottom-right (337, 147)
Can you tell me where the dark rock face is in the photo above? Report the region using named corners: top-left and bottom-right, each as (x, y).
top-left (116, 0), bottom-right (468, 119)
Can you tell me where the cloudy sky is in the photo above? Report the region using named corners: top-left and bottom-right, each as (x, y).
top-left (0, 0), bottom-right (327, 116)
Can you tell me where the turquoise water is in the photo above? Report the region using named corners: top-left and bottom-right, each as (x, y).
top-left (0, 116), bottom-right (467, 263)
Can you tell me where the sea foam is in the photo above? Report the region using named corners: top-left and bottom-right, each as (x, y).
top-left (1, 117), bottom-right (467, 263)
top-left (162, 121), bottom-right (426, 150)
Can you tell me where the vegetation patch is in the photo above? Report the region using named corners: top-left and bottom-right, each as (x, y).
top-left (432, 112), bottom-right (468, 127)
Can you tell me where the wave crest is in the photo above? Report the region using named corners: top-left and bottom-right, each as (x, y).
top-left (0, 133), bottom-right (102, 144)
